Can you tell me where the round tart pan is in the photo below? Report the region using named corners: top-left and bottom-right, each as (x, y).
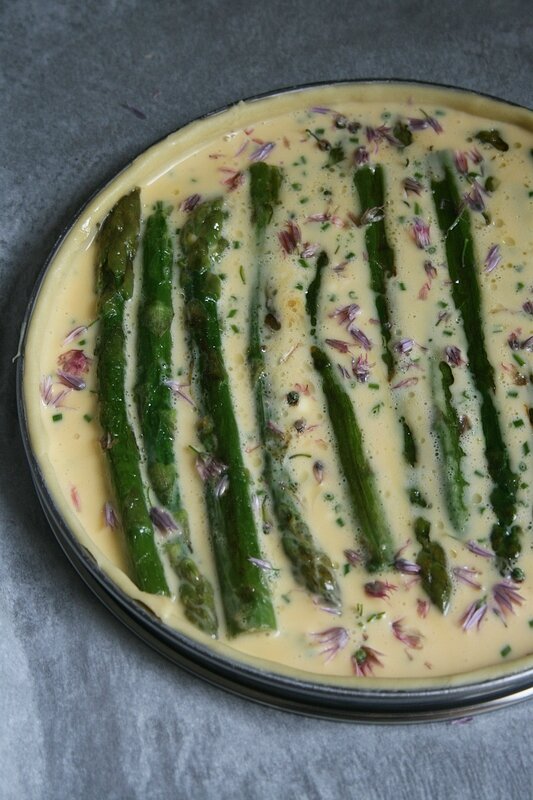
top-left (17, 80), bottom-right (533, 722)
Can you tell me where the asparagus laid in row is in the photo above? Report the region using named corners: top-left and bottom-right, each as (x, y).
top-left (179, 197), bottom-right (276, 636)
top-left (305, 246), bottom-right (395, 571)
top-left (430, 359), bottom-right (469, 534)
top-left (353, 164), bottom-right (396, 381)
top-left (249, 162), bottom-right (340, 610)
top-left (414, 517), bottom-right (452, 613)
top-left (136, 204), bottom-right (217, 634)
top-left (430, 153), bottom-right (522, 574)
top-left (95, 189), bottom-right (169, 595)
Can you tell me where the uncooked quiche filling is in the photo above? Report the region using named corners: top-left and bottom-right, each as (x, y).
top-left (23, 84), bottom-right (533, 683)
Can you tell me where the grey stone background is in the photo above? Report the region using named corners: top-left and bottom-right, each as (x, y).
top-left (1, 1), bottom-right (532, 798)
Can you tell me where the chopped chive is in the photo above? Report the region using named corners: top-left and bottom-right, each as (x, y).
top-left (83, 413), bottom-right (92, 423)
top-left (288, 453), bottom-right (312, 460)
top-left (500, 645), bottom-right (511, 658)
top-left (343, 563), bottom-right (351, 576)
top-left (227, 309), bottom-right (238, 318)
top-left (523, 442), bottom-right (530, 456)
top-left (52, 413), bottom-right (63, 422)
top-left (239, 265), bottom-right (246, 284)
top-left (368, 383), bottom-right (380, 390)
top-left (512, 353), bottom-right (525, 367)
top-left (512, 419), bottom-right (525, 428)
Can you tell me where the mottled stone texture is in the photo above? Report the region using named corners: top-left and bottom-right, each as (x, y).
top-left (1, 1), bottom-right (532, 798)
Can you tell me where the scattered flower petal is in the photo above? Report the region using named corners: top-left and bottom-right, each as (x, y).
top-left (248, 556), bottom-right (274, 571)
top-left (364, 580), bottom-right (397, 599)
top-left (351, 645), bottom-right (384, 676)
top-left (492, 581), bottom-right (524, 617)
top-left (181, 193), bottom-right (202, 212)
top-left (195, 452), bottom-right (227, 482)
top-left (454, 151), bottom-right (469, 174)
top-left (70, 485), bottom-right (81, 512)
top-left (417, 599), bottom-right (430, 618)
top-left (58, 349), bottom-right (91, 375)
top-left (354, 145), bottom-right (369, 166)
top-left (325, 338), bottom-right (351, 353)
top-left (57, 370), bottom-right (86, 390)
top-left (278, 220), bottom-right (301, 254)
top-left (311, 626), bottom-right (349, 662)
top-left (466, 540), bottom-right (495, 559)
top-left (403, 177), bottom-right (423, 195)
top-left (445, 345), bottom-right (465, 366)
top-left (343, 549), bottom-right (362, 566)
top-left (63, 325), bottom-right (88, 345)
top-left (349, 327), bottom-right (372, 350)
top-left (460, 597), bottom-right (488, 631)
top-left (329, 304), bottom-right (360, 328)
top-left (163, 380), bottom-right (194, 406)
top-left (484, 244), bottom-right (501, 273)
top-left (104, 501), bottom-right (119, 529)
top-left (352, 354), bottom-right (372, 383)
top-left (313, 460), bottom-right (324, 484)
top-left (392, 377), bottom-right (419, 390)
top-left (392, 619), bottom-right (423, 649)
top-left (453, 566), bottom-right (482, 589)
top-left (463, 181), bottom-right (485, 212)
top-left (411, 217), bottom-right (431, 249)
top-left (149, 507), bottom-right (178, 534)
top-left (250, 142), bottom-right (275, 162)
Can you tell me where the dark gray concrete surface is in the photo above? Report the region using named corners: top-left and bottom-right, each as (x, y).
top-left (1, 1), bottom-right (532, 798)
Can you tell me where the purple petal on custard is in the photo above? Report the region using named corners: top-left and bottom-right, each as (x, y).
top-left (492, 581), bottom-right (524, 617)
top-left (453, 566), bottom-right (482, 589)
top-left (349, 326), bottom-right (372, 350)
top-left (149, 507), bottom-right (178, 534)
top-left (250, 142), bottom-right (275, 162)
top-left (460, 598), bottom-right (488, 631)
top-left (484, 244), bottom-right (502, 274)
top-left (311, 626), bottom-right (349, 662)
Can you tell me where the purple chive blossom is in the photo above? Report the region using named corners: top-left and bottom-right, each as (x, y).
top-left (365, 124), bottom-right (400, 148)
top-left (332, 260), bottom-right (348, 273)
top-left (329, 303), bottom-right (360, 328)
top-left (149, 507), bottom-right (179, 535)
top-left (301, 242), bottom-right (320, 258)
top-left (453, 566), bottom-right (482, 589)
top-left (466, 539), bottom-right (494, 558)
top-left (392, 376), bottom-right (419, 390)
top-left (349, 327), bottom-right (372, 350)
top-left (364, 580), bottom-right (398, 599)
top-left (248, 556), bottom-right (274, 571)
top-left (422, 110), bottom-right (443, 133)
top-left (39, 376), bottom-right (71, 408)
top-left (445, 345), bottom-right (465, 366)
top-left (195, 452), bottom-right (227, 482)
top-left (484, 244), bottom-right (501, 273)
top-left (70, 485), bottom-right (81, 511)
top-left (460, 597), bottom-right (488, 631)
top-left (58, 349), bottom-right (91, 375)
top-left (343, 548), bottom-right (363, 566)
top-left (411, 217), bottom-right (431, 249)
top-left (311, 626), bottom-right (349, 662)
top-left (104, 501), bottom-right (118, 529)
top-left (163, 380), bottom-right (194, 406)
top-left (63, 325), bottom-right (88, 345)
top-left (278, 220), bottom-right (301, 254)
top-left (522, 335), bottom-right (533, 351)
top-left (325, 338), bottom-right (351, 353)
top-left (354, 145), bottom-right (370, 165)
top-left (352, 354), bottom-right (372, 383)
top-left (522, 300), bottom-right (533, 315)
top-left (392, 619), bottom-right (423, 649)
top-left (220, 169), bottom-right (245, 191)
top-left (463, 181), bottom-right (485, 212)
top-left (249, 141), bottom-right (275, 162)
top-left (407, 117), bottom-right (429, 131)
top-left (469, 147), bottom-right (483, 164)
top-left (181, 193), bottom-right (202, 212)
top-left (424, 260), bottom-right (438, 279)
top-left (395, 338), bottom-right (414, 355)
top-left (394, 557), bottom-right (421, 575)
top-left (402, 177), bottom-right (423, 195)
top-left (351, 645), bottom-right (384, 677)
top-left (313, 460), bottom-right (324, 484)
top-left (418, 282), bottom-right (431, 300)
top-left (57, 370), bottom-right (86, 390)
top-left (492, 581), bottom-right (524, 617)
top-left (453, 151), bottom-right (469, 174)
top-left (310, 106), bottom-right (333, 114)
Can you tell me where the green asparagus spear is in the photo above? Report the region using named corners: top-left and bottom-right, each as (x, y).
top-left (179, 197), bottom-right (276, 636)
top-left (249, 162), bottom-right (340, 609)
top-left (310, 345), bottom-right (395, 571)
top-left (353, 164), bottom-right (396, 381)
top-left (431, 359), bottom-right (469, 534)
top-left (136, 203), bottom-right (182, 511)
top-left (166, 542), bottom-right (218, 635)
top-left (430, 154), bottom-right (521, 572)
top-left (96, 189), bottom-right (169, 595)
top-left (414, 517), bottom-right (452, 613)
top-left (136, 203), bottom-right (217, 633)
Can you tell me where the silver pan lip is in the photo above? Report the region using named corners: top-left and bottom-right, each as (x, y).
top-left (16, 79), bottom-right (533, 723)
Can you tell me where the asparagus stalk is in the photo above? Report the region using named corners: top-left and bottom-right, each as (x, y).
top-left (430, 359), bottom-right (469, 534)
top-left (430, 154), bottom-right (521, 573)
top-left (249, 162), bottom-right (340, 609)
top-left (414, 517), bottom-right (452, 613)
top-left (96, 189), bottom-right (169, 595)
top-left (309, 344), bottom-right (395, 571)
top-left (179, 197), bottom-right (276, 636)
top-left (136, 203), bottom-right (217, 634)
top-left (353, 164), bottom-right (396, 381)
